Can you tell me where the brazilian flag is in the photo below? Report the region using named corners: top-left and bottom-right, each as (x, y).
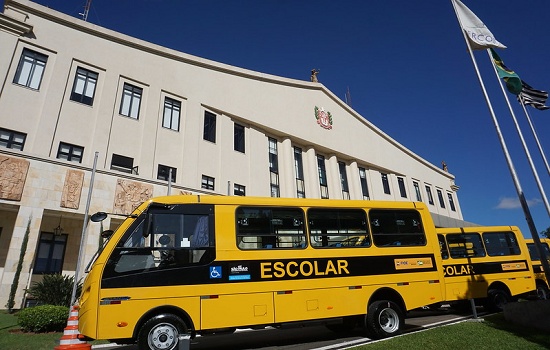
top-left (490, 48), bottom-right (522, 95)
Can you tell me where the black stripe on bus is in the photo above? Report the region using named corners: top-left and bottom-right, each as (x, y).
top-left (442, 260), bottom-right (530, 277)
top-left (101, 254), bottom-right (437, 289)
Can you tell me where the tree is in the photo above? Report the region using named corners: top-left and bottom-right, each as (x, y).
top-left (6, 217), bottom-right (31, 313)
top-left (541, 227), bottom-right (550, 238)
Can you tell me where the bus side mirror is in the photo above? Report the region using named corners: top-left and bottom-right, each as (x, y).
top-left (91, 212), bottom-right (108, 222)
top-left (100, 230), bottom-right (114, 238)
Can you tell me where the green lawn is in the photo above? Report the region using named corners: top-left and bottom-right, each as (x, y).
top-left (0, 310), bottom-right (108, 350)
top-left (354, 313), bottom-right (550, 350)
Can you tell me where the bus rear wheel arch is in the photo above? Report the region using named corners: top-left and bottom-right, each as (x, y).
top-left (363, 300), bottom-right (404, 339)
top-left (137, 313), bottom-right (188, 350)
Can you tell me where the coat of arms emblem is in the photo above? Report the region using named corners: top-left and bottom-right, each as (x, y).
top-left (314, 106), bottom-right (333, 130)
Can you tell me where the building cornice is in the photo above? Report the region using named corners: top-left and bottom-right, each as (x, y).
top-left (0, 10), bottom-right (32, 36)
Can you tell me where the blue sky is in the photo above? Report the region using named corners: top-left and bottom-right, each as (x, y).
top-left (18, 0), bottom-right (550, 237)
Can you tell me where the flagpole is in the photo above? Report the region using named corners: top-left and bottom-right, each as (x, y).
top-left (488, 49), bottom-right (550, 218)
top-left (450, 1), bottom-right (550, 284)
top-left (519, 97), bottom-right (550, 176)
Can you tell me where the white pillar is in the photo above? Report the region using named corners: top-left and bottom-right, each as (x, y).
top-left (348, 161), bottom-right (361, 200)
top-left (304, 146), bottom-right (320, 198)
top-left (279, 138), bottom-right (295, 198)
top-left (327, 155), bottom-right (340, 199)
top-left (0, 206), bottom-right (44, 310)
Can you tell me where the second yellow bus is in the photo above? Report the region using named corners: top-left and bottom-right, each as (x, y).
top-left (437, 226), bottom-right (536, 311)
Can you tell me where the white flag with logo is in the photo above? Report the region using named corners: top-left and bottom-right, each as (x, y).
top-left (452, 0), bottom-right (506, 50)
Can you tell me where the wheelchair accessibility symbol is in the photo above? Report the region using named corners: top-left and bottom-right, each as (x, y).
top-left (210, 266), bottom-right (222, 279)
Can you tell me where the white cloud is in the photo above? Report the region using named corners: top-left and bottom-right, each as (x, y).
top-left (495, 196), bottom-right (542, 209)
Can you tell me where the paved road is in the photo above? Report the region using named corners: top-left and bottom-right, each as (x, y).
top-left (92, 307), bottom-right (481, 350)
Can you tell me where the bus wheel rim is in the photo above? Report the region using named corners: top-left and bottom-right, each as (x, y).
top-left (148, 323), bottom-right (178, 349)
top-left (379, 308), bottom-right (399, 333)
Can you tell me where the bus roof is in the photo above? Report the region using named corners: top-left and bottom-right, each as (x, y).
top-left (138, 195), bottom-right (429, 211)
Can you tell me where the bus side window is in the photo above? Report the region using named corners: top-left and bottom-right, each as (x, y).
top-left (446, 233), bottom-right (486, 258)
top-left (483, 231), bottom-right (520, 256)
top-left (236, 207), bottom-right (305, 250)
top-left (308, 208), bottom-right (370, 248)
top-left (370, 209), bottom-right (426, 247)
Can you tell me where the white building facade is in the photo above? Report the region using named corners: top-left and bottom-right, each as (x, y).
top-left (0, 0), bottom-right (468, 309)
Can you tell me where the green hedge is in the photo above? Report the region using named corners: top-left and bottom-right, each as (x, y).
top-left (17, 305), bottom-right (68, 333)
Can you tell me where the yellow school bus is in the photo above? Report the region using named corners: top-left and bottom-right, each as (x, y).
top-left (525, 238), bottom-right (550, 299)
top-left (437, 226), bottom-right (536, 311)
top-left (78, 195), bottom-right (447, 349)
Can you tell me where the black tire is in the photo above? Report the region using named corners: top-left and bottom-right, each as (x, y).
top-left (137, 314), bottom-right (187, 350)
top-left (485, 288), bottom-right (511, 312)
top-left (536, 283), bottom-right (550, 300)
top-left (364, 300), bottom-right (404, 339)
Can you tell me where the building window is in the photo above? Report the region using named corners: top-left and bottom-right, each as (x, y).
top-left (162, 97), bottom-right (180, 131)
top-left (57, 142), bottom-right (84, 163)
top-left (234, 183), bottom-right (246, 196)
top-left (13, 48), bottom-right (48, 90)
top-left (425, 185), bottom-right (434, 205)
top-left (203, 111), bottom-right (216, 142)
top-left (397, 177), bottom-right (407, 198)
top-left (33, 232), bottom-right (67, 274)
top-left (111, 154), bottom-right (138, 174)
top-left (358, 167), bottom-right (370, 200)
top-left (317, 155), bottom-right (329, 199)
top-left (0, 128), bottom-right (26, 151)
top-left (338, 161), bottom-right (350, 199)
top-left (157, 164), bottom-right (177, 182)
top-left (234, 123), bottom-right (245, 153)
top-left (201, 175), bottom-right (215, 190)
top-left (448, 193), bottom-right (456, 211)
top-left (294, 147), bottom-right (305, 198)
top-left (268, 138), bottom-right (279, 197)
top-left (381, 173), bottom-right (391, 194)
top-left (413, 181), bottom-right (422, 201)
top-left (437, 189), bottom-right (446, 208)
top-left (70, 67), bottom-right (97, 105)
top-left (119, 83), bottom-right (142, 119)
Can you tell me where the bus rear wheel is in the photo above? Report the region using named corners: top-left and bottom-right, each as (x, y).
top-left (485, 288), bottom-right (510, 312)
top-left (138, 314), bottom-right (187, 350)
top-left (536, 282), bottom-right (549, 300)
top-left (364, 300), bottom-right (403, 339)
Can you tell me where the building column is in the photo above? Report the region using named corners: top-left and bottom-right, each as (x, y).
top-left (327, 155), bottom-right (341, 199)
top-left (304, 146), bottom-right (320, 198)
top-left (0, 206), bottom-right (44, 310)
top-left (348, 161), bottom-right (361, 200)
top-left (279, 138), bottom-right (295, 198)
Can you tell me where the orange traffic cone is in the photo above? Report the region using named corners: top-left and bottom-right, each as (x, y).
top-left (54, 305), bottom-right (91, 350)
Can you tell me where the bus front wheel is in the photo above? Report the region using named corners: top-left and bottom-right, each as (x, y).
top-left (364, 300), bottom-right (403, 339)
top-left (138, 314), bottom-right (187, 350)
